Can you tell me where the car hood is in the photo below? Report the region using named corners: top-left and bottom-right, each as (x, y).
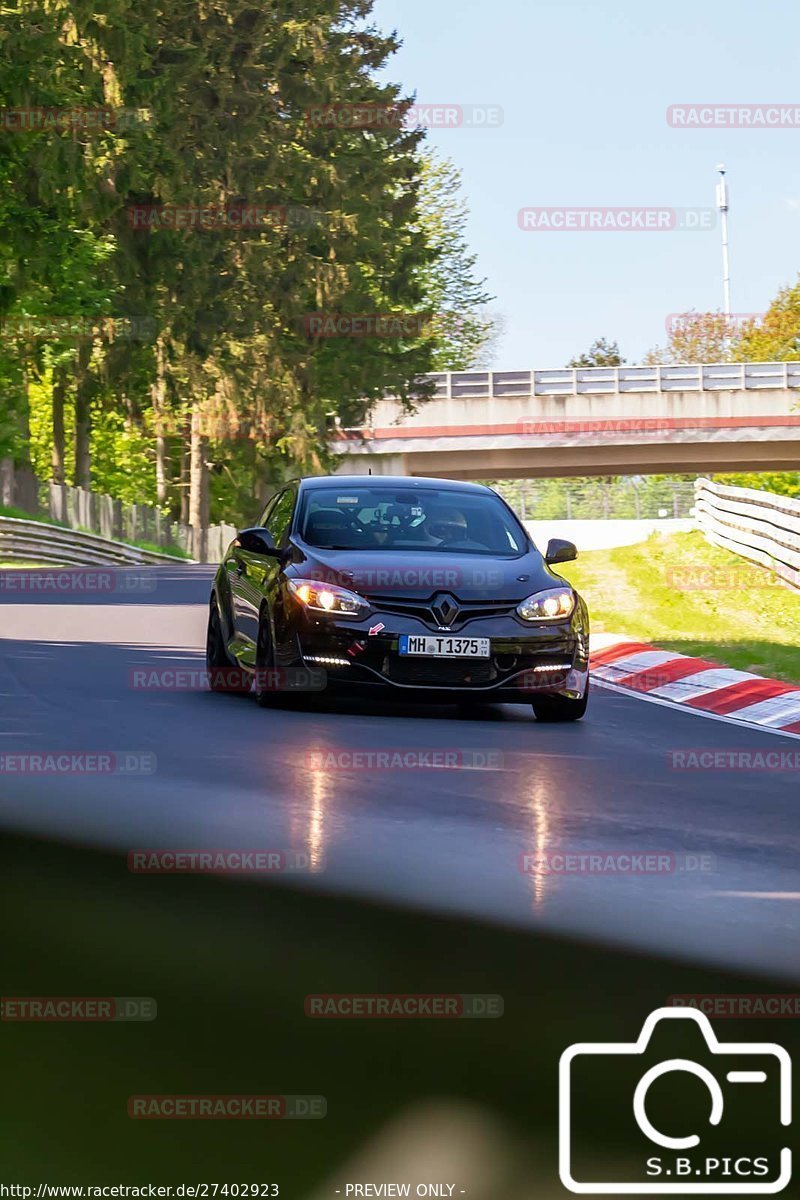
top-left (289, 545), bottom-right (559, 603)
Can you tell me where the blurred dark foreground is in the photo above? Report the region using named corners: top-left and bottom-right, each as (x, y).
top-left (0, 833), bottom-right (795, 1197)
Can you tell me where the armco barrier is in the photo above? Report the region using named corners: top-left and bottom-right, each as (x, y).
top-left (1, 460), bottom-right (243, 564)
top-left (0, 516), bottom-right (195, 567)
top-left (694, 477), bottom-right (800, 590)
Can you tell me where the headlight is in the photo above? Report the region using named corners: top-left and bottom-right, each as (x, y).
top-left (516, 587), bottom-right (575, 622)
top-left (287, 578), bottom-right (369, 617)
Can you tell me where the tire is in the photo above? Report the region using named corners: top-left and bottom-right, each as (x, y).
top-left (254, 609), bottom-right (278, 707)
top-left (206, 600), bottom-right (250, 694)
top-left (255, 612), bottom-right (323, 710)
top-left (531, 680), bottom-right (589, 723)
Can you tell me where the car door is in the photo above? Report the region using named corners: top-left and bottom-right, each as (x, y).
top-left (227, 493), bottom-right (280, 655)
top-left (236, 484), bottom-right (297, 664)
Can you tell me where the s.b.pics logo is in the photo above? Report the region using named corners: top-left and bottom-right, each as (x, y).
top-left (559, 1007), bottom-right (791, 1193)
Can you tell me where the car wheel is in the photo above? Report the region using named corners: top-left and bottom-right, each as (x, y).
top-left (254, 610), bottom-right (277, 708)
top-left (531, 680), bottom-right (589, 722)
top-left (206, 601), bottom-right (250, 694)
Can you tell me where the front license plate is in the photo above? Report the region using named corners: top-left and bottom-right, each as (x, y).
top-left (398, 635), bottom-right (490, 658)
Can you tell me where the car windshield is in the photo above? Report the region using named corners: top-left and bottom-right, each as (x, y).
top-left (298, 485), bottom-right (527, 555)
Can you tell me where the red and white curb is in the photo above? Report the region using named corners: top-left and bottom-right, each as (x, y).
top-left (590, 633), bottom-right (800, 738)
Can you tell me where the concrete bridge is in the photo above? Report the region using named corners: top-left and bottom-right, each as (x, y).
top-left (333, 361), bottom-right (800, 479)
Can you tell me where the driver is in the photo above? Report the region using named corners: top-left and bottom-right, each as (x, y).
top-left (426, 506), bottom-right (469, 545)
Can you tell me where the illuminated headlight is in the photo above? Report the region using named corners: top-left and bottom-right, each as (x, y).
top-left (516, 587), bottom-right (575, 622)
top-left (288, 578), bottom-right (369, 617)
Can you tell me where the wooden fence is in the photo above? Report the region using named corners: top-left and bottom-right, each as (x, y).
top-left (0, 458), bottom-right (236, 563)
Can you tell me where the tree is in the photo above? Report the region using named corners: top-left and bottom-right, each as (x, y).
top-left (412, 152), bottom-right (497, 370)
top-left (643, 312), bottom-right (739, 365)
top-left (734, 279), bottom-right (800, 361)
top-left (711, 280), bottom-right (800, 496)
top-left (567, 338), bottom-right (625, 368)
top-left (711, 471), bottom-right (800, 498)
top-left (74, 0), bottom-right (449, 535)
top-left (5, 0), bottom-right (506, 535)
top-left (0, 0), bottom-right (113, 473)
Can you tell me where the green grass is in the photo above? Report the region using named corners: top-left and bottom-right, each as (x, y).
top-left (0, 561), bottom-right (50, 568)
top-left (131, 538), bottom-right (192, 560)
top-left (560, 529), bottom-right (800, 684)
top-left (0, 504), bottom-right (191, 559)
top-left (0, 503), bottom-right (66, 525)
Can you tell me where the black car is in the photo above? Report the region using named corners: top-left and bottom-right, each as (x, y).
top-left (206, 475), bottom-right (590, 720)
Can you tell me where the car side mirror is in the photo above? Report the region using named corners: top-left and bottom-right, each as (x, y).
top-left (236, 527), bottom-right (283, 558)
top-left (545, 538), bottom-right (577, 565)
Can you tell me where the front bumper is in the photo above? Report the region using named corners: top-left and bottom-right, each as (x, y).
top-left (287, 605), bottom-right (590, 700)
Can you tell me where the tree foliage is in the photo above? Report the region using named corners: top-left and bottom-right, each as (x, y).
top-left (566, 338), bottom-right (625, 368)
top-left (412, 152), bottom-right (496, 370)
top-left (643, 313), bottom-right (735, 365)
top-left (1, 0), bottom-right (495, 527)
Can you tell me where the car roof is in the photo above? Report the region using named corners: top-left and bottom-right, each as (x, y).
top-left (297, 475), bottom-right (492, 494)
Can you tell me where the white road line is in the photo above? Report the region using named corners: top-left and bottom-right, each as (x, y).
top-left (712, 892), bottom-right (800, 900)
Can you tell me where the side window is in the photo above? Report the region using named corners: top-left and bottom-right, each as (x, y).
top-left (264, 486), bottom-right (296, 546)
top-left (258, 494), bottom-right (279, 528)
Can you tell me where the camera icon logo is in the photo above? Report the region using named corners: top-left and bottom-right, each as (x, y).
top-left (559, 1006), bottom-right (791, 1193)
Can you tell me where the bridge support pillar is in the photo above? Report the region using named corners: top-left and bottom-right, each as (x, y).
top-left (335, 453), bottom-right (408, 476)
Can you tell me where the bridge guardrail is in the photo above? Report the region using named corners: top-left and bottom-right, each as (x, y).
top-left (408, 362), bottom-right (800, 401)
top-left (0, 516), bottom-right (195, 567)
top-left (694, 477), bottom-right (800, 590)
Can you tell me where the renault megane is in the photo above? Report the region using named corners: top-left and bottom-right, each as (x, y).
top-left (206, 475), bottom-right (590, 720)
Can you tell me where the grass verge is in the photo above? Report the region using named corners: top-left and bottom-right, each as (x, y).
top-left (560, 529), bottom-right (800, 685)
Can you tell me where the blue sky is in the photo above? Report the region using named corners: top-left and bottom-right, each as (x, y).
top-left (372, 0), bottom-right (800, 368)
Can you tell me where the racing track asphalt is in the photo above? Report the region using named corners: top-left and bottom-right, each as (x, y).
top-left (0, 564), bottom-right (798, 980)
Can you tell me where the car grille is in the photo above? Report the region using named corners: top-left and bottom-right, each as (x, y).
top-left (367, 596), bottom-right (516, 628)
top-left (386, 658), bottom-right (496, 687)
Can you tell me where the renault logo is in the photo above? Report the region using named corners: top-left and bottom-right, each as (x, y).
top-left (430, 593), bottom-right (460, 627)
